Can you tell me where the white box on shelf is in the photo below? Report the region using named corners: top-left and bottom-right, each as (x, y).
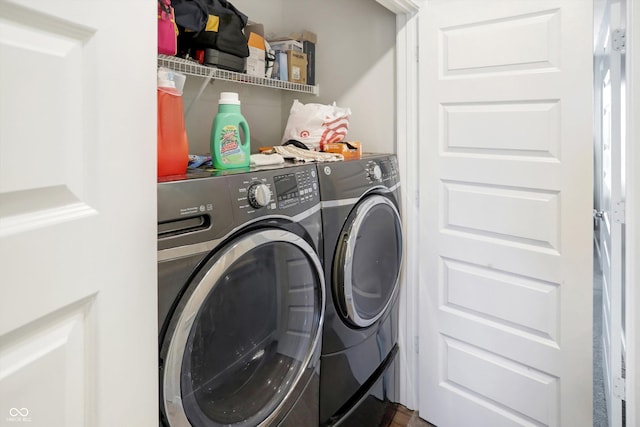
top-left (246, 46), bottom-right (265, 77)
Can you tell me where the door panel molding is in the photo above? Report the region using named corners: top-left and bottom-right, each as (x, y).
top-left (418, 2), bottom-right (593, 426)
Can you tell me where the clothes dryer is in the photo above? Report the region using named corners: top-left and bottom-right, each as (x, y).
top-left (157, 163), bottom-right (325, 427)
top-left (316, 154), bottom-right (403, 426)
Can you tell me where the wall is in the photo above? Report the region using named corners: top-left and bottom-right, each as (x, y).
top-left (181, 0), bottom-right (397, 155)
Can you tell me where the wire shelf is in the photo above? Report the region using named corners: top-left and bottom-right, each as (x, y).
top-left (158, 55), bottom-right (318, 95)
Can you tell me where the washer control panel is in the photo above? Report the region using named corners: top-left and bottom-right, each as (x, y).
top-left (231, 164), bottom-right (319, 217)
top-left (274, 167), bottom-right (318, 209)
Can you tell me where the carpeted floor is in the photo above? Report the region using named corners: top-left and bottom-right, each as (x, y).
top-left (593, 245), bottom-right (609, 427)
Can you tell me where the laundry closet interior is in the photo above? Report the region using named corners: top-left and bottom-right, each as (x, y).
top-left (158, 0), bottom-right (414, 426)
top-left (177, 0), bottom-right (398, 157)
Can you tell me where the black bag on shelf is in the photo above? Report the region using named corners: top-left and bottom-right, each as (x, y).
top-left (172, 0), bottom-right (249, 59)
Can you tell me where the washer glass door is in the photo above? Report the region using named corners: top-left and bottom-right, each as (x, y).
top-left (162, 229), bottom-right (324, 427)
top-left (334, 194), bottom-right (403, 328)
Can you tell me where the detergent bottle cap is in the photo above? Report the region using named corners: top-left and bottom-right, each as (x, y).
top-left (157, 68), bottom-right (176, 89)
top-left (219, 92), bottom-right (240, 105)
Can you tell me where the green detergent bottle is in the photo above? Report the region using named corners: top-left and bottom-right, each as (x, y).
top-left (211, 92), bottom-right (250, 169)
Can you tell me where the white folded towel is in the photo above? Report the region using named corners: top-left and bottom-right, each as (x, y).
top-left (250, 153), bottom-right (285, 166)
top-left (273, 146), bottom-right (344, 162)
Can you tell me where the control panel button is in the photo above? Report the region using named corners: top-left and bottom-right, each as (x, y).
top-left (247, 183), bottom-right (272, 208)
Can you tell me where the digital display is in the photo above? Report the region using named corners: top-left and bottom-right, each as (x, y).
top-left (274, 173), bottom-right (299, 204)
top-left (379, 161), bottom-right (390, 177)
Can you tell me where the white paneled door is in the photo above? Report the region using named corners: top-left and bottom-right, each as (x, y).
top-left (418, 1), bottom-right (593, 426)
top-left (0, 1), bottom-right (157, 426)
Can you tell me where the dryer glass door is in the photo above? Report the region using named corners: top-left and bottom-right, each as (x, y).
top-left (162, 229), bottom-right (324, 427)
top-left (334, 194), bottom-right (403, 328)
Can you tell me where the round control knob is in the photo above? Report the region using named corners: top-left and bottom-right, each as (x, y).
top-left (248, 183), bottom-right (272, 208)
top-left (368, 163), bottom-right (382, 181)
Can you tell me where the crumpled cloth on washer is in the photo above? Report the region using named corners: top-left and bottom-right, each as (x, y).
top-left (250, 153), bottom-right (285, 167)
top-left (273, 145), bottom-right (344, 162)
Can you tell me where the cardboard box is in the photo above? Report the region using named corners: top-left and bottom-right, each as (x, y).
top-left (246, 47), bottom-right (264, 77)
top-left (277, 30), bottom-right (317, 86)
top-left (288, 30), bottom-right (317, 44)
top-left (271, 30), bottom-right (317, 44)
top-left (245, 24), bottom-right (266, 77)
top-left (269, 39), bottom-right (303, 53)
top-left (322, 141), bottom-right (362, 160)
top-left (268, 30), bottom-right (316, 85)
top-left (286, 50), bottom-right (307, 84)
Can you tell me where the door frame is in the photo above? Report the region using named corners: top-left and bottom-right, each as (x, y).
top-left (596, 1), bottom-right (625, 424)
top-left (626, 1), bottom-right (640, 425)
top-left (373, 0), bottom-right (421, 411)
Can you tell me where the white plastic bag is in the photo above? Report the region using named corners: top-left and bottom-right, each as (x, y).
top-left (281, 100), bottom-right (351, 151)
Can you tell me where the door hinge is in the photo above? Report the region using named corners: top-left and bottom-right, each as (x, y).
top-left (613, 29), bottom-right (626, 53)
top-left (614, 376), bottom-right (626, 400)
top-left (415, 335), bottom-right (419, 354)
top-left (613, 201), bottom-right (625, 224)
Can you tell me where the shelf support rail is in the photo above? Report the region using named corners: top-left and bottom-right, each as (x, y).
top-left (185, 67), bottom-right (215, 117)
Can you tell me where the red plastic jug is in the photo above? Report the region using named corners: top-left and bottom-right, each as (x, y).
top-left (157, 85), bottom-right (189, 177)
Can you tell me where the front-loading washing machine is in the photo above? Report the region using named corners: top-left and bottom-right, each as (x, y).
top-left (316, 154), bottom-right (403, 426)
top-left (157, 163), bottom-right (325, 427)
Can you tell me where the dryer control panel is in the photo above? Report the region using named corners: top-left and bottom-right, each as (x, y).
top-left (318, 155), bottom-right (400, 201)
top-left (365, 157), bottom-right (399, 184)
